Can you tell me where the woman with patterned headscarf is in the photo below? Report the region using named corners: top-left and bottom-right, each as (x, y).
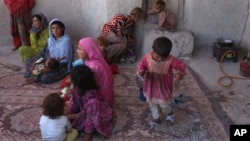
top-left (99, 7), bottom-right (143, 63)
top-left (18, 13), bottom-right (49, 62)
top-left (4, 0), bottom-right (35, 51)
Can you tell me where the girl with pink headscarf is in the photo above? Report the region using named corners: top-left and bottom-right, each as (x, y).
top-left (76, 37), bottom-right (114, 107)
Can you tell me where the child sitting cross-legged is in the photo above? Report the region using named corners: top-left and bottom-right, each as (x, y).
top-left (39, 93), bottom-right (78, 141)
top-left (66, 65), bottom-right (113, 141)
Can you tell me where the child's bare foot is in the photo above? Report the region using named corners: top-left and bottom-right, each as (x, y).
top-left (26, 78), bottom-right (36, 84)
top-left (83, 133), bottom-right (93, 141)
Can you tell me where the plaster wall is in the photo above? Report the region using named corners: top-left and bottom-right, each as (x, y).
top-left (0, 0), bottom-right (142, 46)
top-left (183, 0), bottom-right (249, 49)
top-left (0, 0), bottom-right (250, 52)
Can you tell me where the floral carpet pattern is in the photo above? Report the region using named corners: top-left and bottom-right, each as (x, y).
top-left (0, 65), bottom-right (229, 141)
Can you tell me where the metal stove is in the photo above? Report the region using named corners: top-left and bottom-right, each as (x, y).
top-left (213, 38), bottom-right (238, 62)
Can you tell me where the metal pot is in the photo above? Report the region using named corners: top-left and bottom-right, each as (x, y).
top-left (217, 38), bottom-right (234, 47)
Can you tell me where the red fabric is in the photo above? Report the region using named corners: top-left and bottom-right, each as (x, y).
top-left (63, 95), bottom-right (70, 102)
top-left (4, 0), bottom-right (34, 48)
top-left (13, 35), bottom-right (22, 48)
top-left (4, 0), bottom-right (35, 15)
top-left (12, 32), bottom-right (31, 48)
top-left (60, 75), bottom-right (71, 88)
top-left (109, 64), bottom-right (118, 74)
top-left (100, 14), bottom-right (127, 36)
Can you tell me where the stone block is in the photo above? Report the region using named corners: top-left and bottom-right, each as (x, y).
top-left (142, 28), bottom-right (194, 58)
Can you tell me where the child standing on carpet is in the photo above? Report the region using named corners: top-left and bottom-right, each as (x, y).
top-left (137, 36), bottom-right (186, 125)
top-left (39, 93), bottom-right (78, 141)
top-left (67, 65), bottom-right (113, 141)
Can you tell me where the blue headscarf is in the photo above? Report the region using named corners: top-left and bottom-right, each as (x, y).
top-left (47, 19), bottom-right (74, 72)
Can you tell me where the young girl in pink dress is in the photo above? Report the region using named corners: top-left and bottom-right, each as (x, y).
top-left (137, 36), bottom-right (186, 125)
top-left (67, 65), bottom-right (113, 141)
top-left (77, 37), bottom-right (114, 107)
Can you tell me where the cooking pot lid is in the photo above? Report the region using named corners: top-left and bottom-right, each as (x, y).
top-left (217, 38), bottom-right (234, 44)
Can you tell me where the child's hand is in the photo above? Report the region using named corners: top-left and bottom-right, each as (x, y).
top-left (176, 72), bottom-right (185, 80)
top-left (138, 70), bottom-right (146, 77)
top-left (137, 70), bottom-right (146, 81)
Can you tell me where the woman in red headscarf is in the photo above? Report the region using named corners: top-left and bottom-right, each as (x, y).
top-left (4, 0), bottom-right (35, 51)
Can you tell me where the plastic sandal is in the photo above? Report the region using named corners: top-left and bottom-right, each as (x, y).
top-left (170, 99), bottom-right (184, 109)
top-left (149, 121), bottom-right (158, 129)
top-left (166, 114), bottom-right (174, 124)
top-left (175, 94), bottom-right (191, 102)
top-left (120, 57), bottom-right (126, 64)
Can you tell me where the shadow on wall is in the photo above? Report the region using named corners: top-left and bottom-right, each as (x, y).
top-left (0, 3), bottom-right (12, 47)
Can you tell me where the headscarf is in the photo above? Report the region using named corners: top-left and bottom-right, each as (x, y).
top-left (29, 13), bottom-right (48, 33)
top-left (47, 19), bottom-right (74, 73)
top-left (79, 37), bottom-right (114, 107)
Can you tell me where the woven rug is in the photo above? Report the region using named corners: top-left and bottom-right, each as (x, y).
top-left (0, 65), bottom-right (229, 141)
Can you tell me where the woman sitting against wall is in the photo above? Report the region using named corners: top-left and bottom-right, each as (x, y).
top-left (19, 13), bottom-right (49, 63)
top-left (26, 18), bottom-right (74, 84)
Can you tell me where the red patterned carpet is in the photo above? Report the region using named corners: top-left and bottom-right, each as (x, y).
top-left (0, 65), bottom-right (230, 141)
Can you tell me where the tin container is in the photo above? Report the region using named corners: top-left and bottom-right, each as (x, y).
top-left (240, 62), bottom-right (250, 77)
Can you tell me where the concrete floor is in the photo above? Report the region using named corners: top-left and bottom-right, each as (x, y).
top-left (187, 46), bottom-right (250, 125)
top-left (1, 45), bottom-right (250, 126)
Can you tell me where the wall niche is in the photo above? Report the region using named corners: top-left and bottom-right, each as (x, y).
top-left (145, 0), bottom-right (184, 20)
